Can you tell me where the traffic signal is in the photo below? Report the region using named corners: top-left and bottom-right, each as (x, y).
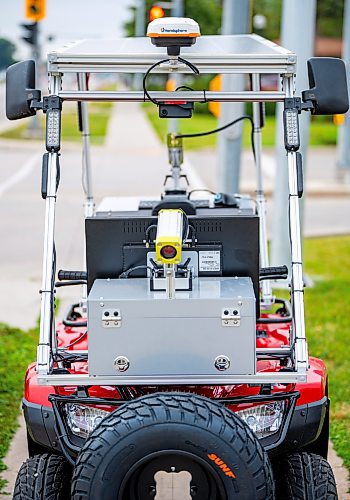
top-left (21, 22), bottom-right (38, 46)
top-left (149, 5), bottom-right (165, 22)
top-left (25, 0), bottom-right (45, 22)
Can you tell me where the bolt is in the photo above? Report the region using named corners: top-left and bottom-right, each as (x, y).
top-left (300, 410), bottom-right (306, 417)
top-left (99, 302), bottom-right (104, 307)
top-left (43, 412), bottom-right (49, 419)
top-left (105, 321), bottom-right (109, 326)
top-left (238, 300), bottom-right (243, 306)
top-left (148, 485), bottom-right (156, 497)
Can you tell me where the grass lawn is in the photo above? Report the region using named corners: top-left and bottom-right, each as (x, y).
top-left (0, 324), bottom-right (37, 491)
top-left (0, 102), bottom-right (112, 145)
top-left (144, 103), bottom-right (338, 150)
top-left (303, 236), bottom-right (350, 472)
top-left (0, 237), bottom-right (349, 490)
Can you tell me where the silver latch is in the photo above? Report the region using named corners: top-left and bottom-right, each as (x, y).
top-left (221, 308), bottom-right (241, 327)
top-left (102, 308), bottom-right (121, 328)
top-left (214, 355), bottom-right (231, 371)
top-left (113, 356), bottom-right (130, 372)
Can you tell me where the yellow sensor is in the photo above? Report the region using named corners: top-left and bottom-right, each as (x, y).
top-left (155, 209), bottom-right (183, 265)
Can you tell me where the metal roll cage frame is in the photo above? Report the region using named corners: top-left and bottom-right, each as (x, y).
top-left (36, 34), bottom-right (308, 386)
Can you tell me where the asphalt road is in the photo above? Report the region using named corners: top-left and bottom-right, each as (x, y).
top-left (0, 104), bottom-right (350, 330)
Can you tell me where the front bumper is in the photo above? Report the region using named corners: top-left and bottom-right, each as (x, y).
top-left (23, 394), bottom-right (328, 462)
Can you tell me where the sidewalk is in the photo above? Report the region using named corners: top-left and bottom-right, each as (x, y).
top-left (0, 102), bottom-right (349, 498)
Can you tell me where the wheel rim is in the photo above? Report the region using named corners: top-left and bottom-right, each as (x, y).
top-left (118, 450), bottom-right (228, 500)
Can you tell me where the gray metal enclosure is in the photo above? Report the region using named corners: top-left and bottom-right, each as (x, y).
top-left (88, 277), bottom-right (256, 380)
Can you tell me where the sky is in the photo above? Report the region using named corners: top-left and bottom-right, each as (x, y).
top-left (0, 0), bottom-right (135, 59)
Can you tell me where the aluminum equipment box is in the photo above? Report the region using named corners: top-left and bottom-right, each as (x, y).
top-left (88, 277), bottom-right (256, 378)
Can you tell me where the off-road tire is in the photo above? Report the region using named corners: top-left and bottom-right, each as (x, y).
top-left (13, 453), bottom-right (72, 499)
top-left (274, 452), bottom-right (337, 499)
top-left (71, 392), bottom-right (274, 500)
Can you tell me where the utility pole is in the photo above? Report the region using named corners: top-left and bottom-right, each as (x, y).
top-left (336, 0), bottom-right (350, 179)
top-left (168, 0), bottom-right (184, 134)
top-left (22, 0), bottom-right (45, 135)
top-left (134, 0), bottom-right (146, 89)
top-left (271, 0), bottom-right (316, 269)
top-left (218, 0), bottom-right (250, 194)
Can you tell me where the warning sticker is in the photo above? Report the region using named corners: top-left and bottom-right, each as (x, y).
top-left (199, 251), bottom-right (221, 272)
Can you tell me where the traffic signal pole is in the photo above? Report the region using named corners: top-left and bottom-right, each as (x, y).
top-left (23, 0), bottom-right (46, 135)
top-left (218, 0), bottom-right (250, 194)
top-left (134, 0), bottom-right (146, 89)
top-left (271, 0), bottom-right (316, 271)
top-left (168, 0), bottom-right (184, 134)
top-left (336, 0), bottom-right (350, 178)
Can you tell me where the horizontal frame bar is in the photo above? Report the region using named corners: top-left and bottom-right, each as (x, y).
top-left (58, 90), bottom-right (286, 103)
top-left (38, 371), bottom-right (307, 386)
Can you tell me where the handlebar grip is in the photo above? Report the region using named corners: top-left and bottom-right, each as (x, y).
top-left (260, 265), bottom-right (288, 277)
top-left (58, 270), bottom-right (87, 281)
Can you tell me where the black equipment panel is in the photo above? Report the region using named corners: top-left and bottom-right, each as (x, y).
top-left (86, 211), bottom-right (260, 311)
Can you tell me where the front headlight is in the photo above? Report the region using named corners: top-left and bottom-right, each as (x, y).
top-left (235, 401), bottom-right (285, 438)
top-left (65, 404), bottom-right (110, 438)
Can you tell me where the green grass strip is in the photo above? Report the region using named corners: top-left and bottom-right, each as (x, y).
top-left (144, 103), bottom-right (338, 150)
top-left (0, 102), bottom-right (112, 145)
top-left (0, 324), bottom-right (38, 491)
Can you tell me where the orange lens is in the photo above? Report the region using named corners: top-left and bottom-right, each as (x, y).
top-left (160, 245), bottom-right (177, 259)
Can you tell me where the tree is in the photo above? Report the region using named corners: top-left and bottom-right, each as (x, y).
top-left (0, 38), bottom-right (16, 70)
top-left (124, 0), bottom-right (222, 37)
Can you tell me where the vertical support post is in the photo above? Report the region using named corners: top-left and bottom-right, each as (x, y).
top-left (337, 0), bottom-right (350, 177)
top-left (252, 74), bottom-right (272, 306)
top-left (37, 74), bottom-right (61, 375)
top-left (134, 0), bottom-right (146, 89)
top-left (168, 0), bottom-right (184, 135)
top-left (218, 0), bottom-right (250, 194)
top-left (271, 0), bottom-right (316, 270)
top-left (284, 76), bottom-right (308, 374)
top-left (77, 73), bottom-right (94, 218)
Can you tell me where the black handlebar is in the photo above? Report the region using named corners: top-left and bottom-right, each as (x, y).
top-left (58, 270), bottom-right (87, 281)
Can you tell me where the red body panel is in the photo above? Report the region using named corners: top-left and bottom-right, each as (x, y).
top-left (25, 317), bottom-right (327, 408)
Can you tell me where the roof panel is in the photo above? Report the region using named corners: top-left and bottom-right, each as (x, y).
top-left (48, 34), bottom-right (296, 74)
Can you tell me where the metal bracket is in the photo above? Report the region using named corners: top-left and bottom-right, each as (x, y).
top-left (221, 308), bottom-right (241, 327)
top-left (102, 308), bottom-right (121, 328)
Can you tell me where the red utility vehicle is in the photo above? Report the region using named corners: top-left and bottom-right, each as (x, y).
top-left (6, 17), bottom-right (348, 499)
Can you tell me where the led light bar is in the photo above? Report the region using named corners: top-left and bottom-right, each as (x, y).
top-left (46, 108), bottom-right (61, 152)
top-left (283, 108), bottom-right (300, 151)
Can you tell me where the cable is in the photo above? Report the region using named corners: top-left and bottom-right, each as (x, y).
top-left (143, 57), bottom-right (200, 106)
top-left (145, 224), bottom-right (158, 242)
top-left (175, 115), bottom-right (256, 162)
top-left (119, 265), bottom-right (155, 279)
top-left (62, 330), bottom-right (88, 349)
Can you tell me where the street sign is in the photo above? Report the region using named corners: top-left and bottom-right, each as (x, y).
top-left (25, 0), bottom-right (45, 22)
